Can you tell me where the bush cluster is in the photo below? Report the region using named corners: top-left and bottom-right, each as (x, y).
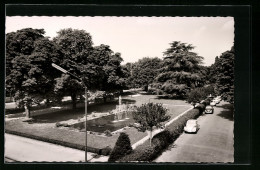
top-left (118, 102), bottom-right (207, 162)
top-left (108, 132), bottom-right (133, 162)
top-left (104, 130), bottom-right (112, 137)
top-left (187, 85), bottom-right (215, 105)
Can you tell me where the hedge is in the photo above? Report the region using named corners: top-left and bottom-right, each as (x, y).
top-left (118, 102), bottom-right (207, 162)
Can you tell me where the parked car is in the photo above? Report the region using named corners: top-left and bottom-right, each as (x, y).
top-left (205, 105), bottom-right (214, 114)
top-left (213, 99), bottom-right (220, 104)
top-left (210, 101), bottom-right (216, 106)
top-left (184, 119), bottom-right (200, 133)
top-left (213, 96), bottom-right (221, 104)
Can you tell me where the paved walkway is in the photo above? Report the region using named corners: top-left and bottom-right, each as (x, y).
top-left (5, 133), bottom-right (108, 162)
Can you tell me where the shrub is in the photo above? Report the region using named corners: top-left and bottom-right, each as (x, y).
top-left (118, 144), bottom-right (154, 162)
top-left (108, 132), bottom-right (133, 162)
top-left (100, 146), bottom-right (112, 156)
top-left (195, 103), bottom-right (206, 113)
top-left (55, 122), bottom-right (62, 127)
top-left (152, 130), bottom-right (174, 151)
top-left (104, 130), bottom-right (112, 137)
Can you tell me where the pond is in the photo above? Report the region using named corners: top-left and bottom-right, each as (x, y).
top-left (70, 112), bottom-right (135, 133)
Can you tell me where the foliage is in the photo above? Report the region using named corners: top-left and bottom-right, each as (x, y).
top-left (125, 57), bottom-right (162, 90)
top-left (108, 132), bottom-right (133, 162)
top-left (54, 29), bottom-right (126, 108)
top-left (6, 29), bottom-right (62, 117)
top-left (132, 103), bottom-right (169, 145)
top-left (187, 85), bottom-right (215, 107)
top-left (104, 130), bottom-right (112, 137)
top-left (155, 41), bottom-right (205, 98)
top-left (209, 47), bottom-right (234, 103)
top-left (118, 103), bottom-right (206, 162)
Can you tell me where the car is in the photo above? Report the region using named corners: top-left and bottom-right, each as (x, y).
top-left (210, 101), bottom-right (216, 106)
top-left (212, 99), bottom-right (220, 104)
top-left (205, 105), bottom-right (214, 114)
top-left (184, 119), bottom-right (200, 133)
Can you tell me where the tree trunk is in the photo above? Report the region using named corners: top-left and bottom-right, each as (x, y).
top-left (103, 96), bottom-right (107, 103)
top-left (25, 105), bottom-right (31, 118)
top-left (149, 127), bottom-right (153, 146)
top-left (144, 85), bottom-right (148, 92)
top-left (45, 99), bottom-right (50, 106)
top-left (71, 93), bottom-right (77, 109)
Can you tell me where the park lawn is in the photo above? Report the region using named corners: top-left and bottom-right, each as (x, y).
top-left (5, 93), bottom-right (193, 153)
top-left (5, 118), bottom-right (147, 151)
top-left (166, 105), bottom-right (192, 121)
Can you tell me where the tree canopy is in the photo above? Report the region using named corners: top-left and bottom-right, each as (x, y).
top-left (6, 29), bottom-right (62, 117)
top-left (155, 41), bottom-right (205, 98)
top-left (209, 47), bottom-right (234, 103)
top-left (53, 29), bottom-right (126, 108)
top-left (125, 57), bottom-right (162, 90)
top-left (132, 103), bottom-right (169, 145)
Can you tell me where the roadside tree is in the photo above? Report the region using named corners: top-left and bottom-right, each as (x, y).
top-left (132, 103), bottom-right (169, 146)
top-left (209, 47), bottom-right (234, 103)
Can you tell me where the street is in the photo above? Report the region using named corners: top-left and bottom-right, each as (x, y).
top-left (155, 101), bottom-right (234, 163)
top-left (4, 133), bottom-right (108, 162)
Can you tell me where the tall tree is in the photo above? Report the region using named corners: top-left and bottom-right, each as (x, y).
top-left (125, 57), bottom-right (162, 91)
top-left (53, 29), bottom-right (126, 107)
top-left (209, 47), bottom-right (234, 103)
top-left (53, 28), bottom-right (93, 109)
top-left (6, 28), bottom-right (46, 102)
top-left (6, 28), bottom-right (62, 117)
top-left (155, 41), bottom-right (205, 98)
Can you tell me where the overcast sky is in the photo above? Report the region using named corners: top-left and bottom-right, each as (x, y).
top-left (6, 16), bottom-right (234, 66)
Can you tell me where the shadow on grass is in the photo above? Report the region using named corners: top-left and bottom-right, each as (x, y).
top-left (155, 95), bottom-right (186, 100)
top-left (32, 101), bottom-right (118, 123)
top-left (217, 104), bottom-right (234, 121)
top-left (122, 99), bottom-right (136, 104)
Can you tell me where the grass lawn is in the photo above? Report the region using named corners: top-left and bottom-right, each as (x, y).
top-left (5, 93), bottom-right (192, 154)
top-left (5, 118), bottom-right (147, 151)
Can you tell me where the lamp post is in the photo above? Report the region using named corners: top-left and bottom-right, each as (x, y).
top-left (51, 63), bottom-right (88, 162)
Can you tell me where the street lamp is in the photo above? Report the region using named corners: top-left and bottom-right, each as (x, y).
top-left (52, 63), bottom-right (88, 162)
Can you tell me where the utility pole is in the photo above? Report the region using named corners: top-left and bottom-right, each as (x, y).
top-left (51, 63), bottom-right (88, 162)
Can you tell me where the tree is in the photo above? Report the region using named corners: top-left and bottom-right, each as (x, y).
top-left (6, 28), bottom-right (46, 104)
top-left (132, 103), bottom-right (169, 146)
top-left (187, 85), bottom-right (215, 107)
top-left (54, 29), bottom-right (126, 108)
top-left (187, 88), bottom-right (203, 107)
top-left (155, 41), bottom-right (205, 98)
top-left (53, 28), bottom-right (93, 109)
top-left (209, 47), bottom-right (234, 103)
top-left (125, 57), bottom-right (162, 91)
top-left (108, 132), bottom-right (132, 162)
top-left (92, 45), bottom-right (126, 95)
top-left (6, 28), bottom-right (62, 117)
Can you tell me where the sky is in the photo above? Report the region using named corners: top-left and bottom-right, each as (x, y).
top-left (6, 16), bottom-right (234, 66)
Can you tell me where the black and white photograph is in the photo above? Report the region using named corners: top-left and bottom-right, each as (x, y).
top-left (4, 14), bottom-right (236, 163)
